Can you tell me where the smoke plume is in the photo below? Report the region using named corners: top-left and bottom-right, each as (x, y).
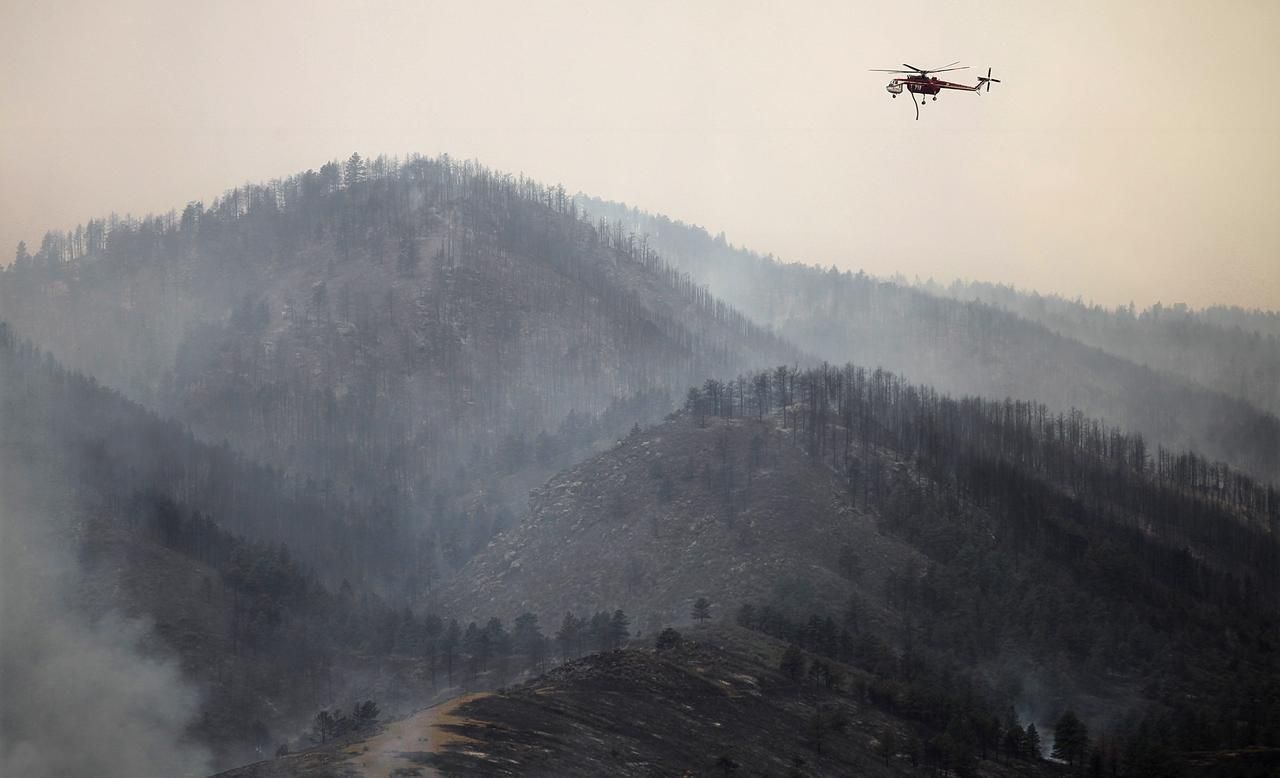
top-left (0, 491), bottom-right (211, 776)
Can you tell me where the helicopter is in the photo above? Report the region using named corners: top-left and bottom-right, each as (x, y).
top-left (870, 62), bottom-right (1000, 120)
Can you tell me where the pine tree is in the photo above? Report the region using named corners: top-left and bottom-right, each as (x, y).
top-left (692, 597), bottom-right (712, 622)
top-left (513, 611), bottom-right (545, 669)
top-left (779, 643), bottom-right (805, 681)
top-left (1003, 724), bottom-right (1026, 759)
top-left (442, 619), bottom-right (461, 685)
top-left (608, 609), bottom-right (630, 649)
top-left (344, 152), bottom-right (366, 188)
top-left (423, 613), bottom-right (442, 688)
top-left (589, 611), bottom-right (612, 652)
top-left (655, 627), bottom-right (683, 651)
top-left (556, 612), bottom-right (581, 660)
top-left (313, 709), bottom-right (344, 743)
top-left (352, 700), bottom-right (380, 727)
top-left (1052, 710), bottom-right (1089, 766)
top-left (1025, 723), bottom-right (1042, 760)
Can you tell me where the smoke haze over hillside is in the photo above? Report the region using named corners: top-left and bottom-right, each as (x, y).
top-left (0, 477), bottom-right (210, 776)
top-left (1, 3), bottom-right (1278, 774)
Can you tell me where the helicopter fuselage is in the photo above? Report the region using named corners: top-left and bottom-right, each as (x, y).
top-left (907, 78), bottom-right (942, 95)
top-left (885, 76), bottom-right (972, 96)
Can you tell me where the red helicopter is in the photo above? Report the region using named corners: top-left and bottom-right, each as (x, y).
top-left (871, 62), bottom-right (1000, 120)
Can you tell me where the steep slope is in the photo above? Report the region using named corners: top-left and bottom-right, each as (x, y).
top-left (446, 415), bottom-right (921, 631)
top-left (210, 693), bottom-right (487, 778)
top-left (0, 156), bottom-right (800, 580)
top-left (0, 322), bottom-right (405, 590)
top-left (451, 365), bottom-right (1279, 767)
top-left (214, 627), bottom-right (1050, 778)
top-left (576, 195), bottom-right (1280, 482)
top-left (398, 633), bottom-right (1041, 778)
top-left (0, 326), bottom-right (491, 769)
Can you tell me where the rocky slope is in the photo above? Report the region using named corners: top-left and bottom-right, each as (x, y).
top-left (444, 415), bottom-right (921, 632)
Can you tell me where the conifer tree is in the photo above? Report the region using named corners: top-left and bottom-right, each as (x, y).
top-left (556, 612), bottom-right (582, 661)
top-left (608, 609), bottom-right (631, 649)
top-left (1025, 723), bottom-right (1042, 760)
top-left (655, 627), bottom-right (683, 651)
top-left (779, 643), bottom-right (805, 681)
top-left (1052, 710), bottom-right (1089, 767)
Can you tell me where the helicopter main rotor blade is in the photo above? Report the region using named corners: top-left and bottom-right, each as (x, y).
top-left (903, 61), bottom-right (968, 75)
top-left (869, 68), bottom-right (916, 73)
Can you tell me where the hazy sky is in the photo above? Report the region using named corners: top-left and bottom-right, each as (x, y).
top-left (2, 0), bottom-right (1277, 309)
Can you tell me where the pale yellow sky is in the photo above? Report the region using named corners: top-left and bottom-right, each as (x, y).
top-left (2, 0), bottom-right (1277, 309)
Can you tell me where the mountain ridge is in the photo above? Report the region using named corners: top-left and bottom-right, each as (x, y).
top-left (575, 194), bottom-right (1280, 483)
top-left (0, 155), bottom-right (802, 585)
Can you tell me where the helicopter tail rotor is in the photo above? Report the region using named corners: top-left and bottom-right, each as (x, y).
top-left (976, 67), bottom-right (1001, 93)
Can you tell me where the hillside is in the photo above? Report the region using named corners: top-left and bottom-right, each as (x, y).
top-left (0, 156), bottom-right (799, 584)
top-left (576, 195), bottom-right (1280, 482)
top-left (215, 626), bottom-right (1054, 778)
top-left (0, 321), bottom-right (411, 591)
top-left (445, 415), bottom-right (922, 632)
top-left (4, 160), bottom-right (1275, 776)
top-left (450, 366), bottom-right (1279, 769)
top-left (0, 326), bottom-right (520, 770)
top-left (925, 279), bottom-right (1280, 418)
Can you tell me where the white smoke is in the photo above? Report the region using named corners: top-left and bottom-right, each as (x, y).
top-left (0, 500), bottom-right (211, 777)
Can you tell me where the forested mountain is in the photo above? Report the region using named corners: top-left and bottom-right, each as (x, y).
top-left (2, 325), bottom-right (654, 771)
top-left (452, 364), bottom-right (1279, 773)
top-left (0, 156), bottom-right (797, 583)
top-left (5, 158), bottom-right (1275, 777)
top-left (575, 196), bottom-right (1280, 482)
top-left (0, 323), bottom-right (397, 583)
top-left (924, 280), bottom-right (1280, 417)
top-left (1196, 305), bottom-right (1280, 339)
top-left (0, 324), bottom-right (444, 766)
